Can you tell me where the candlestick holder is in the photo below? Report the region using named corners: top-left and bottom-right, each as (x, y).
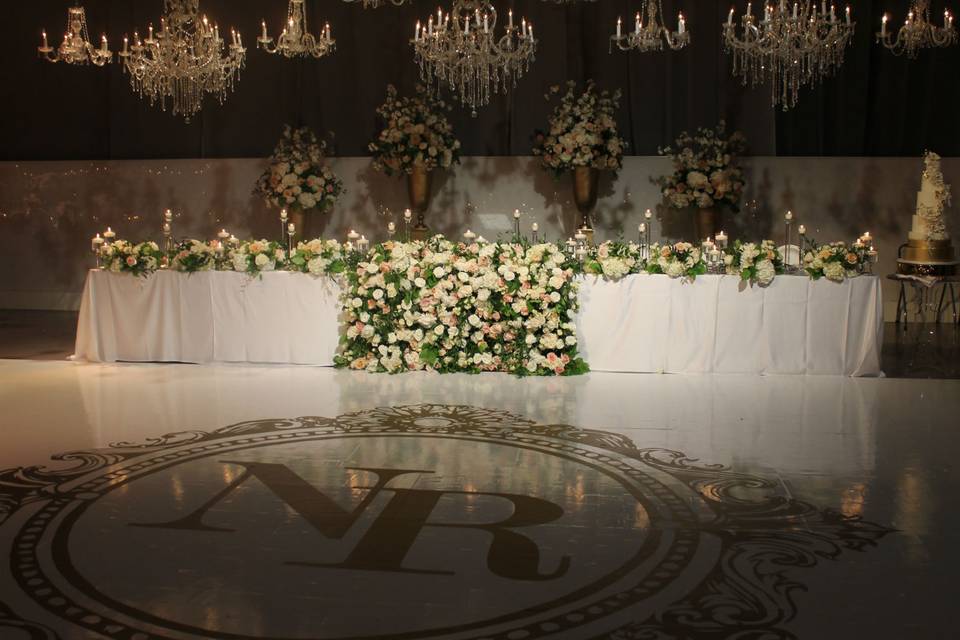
top-left (288, 230), bottom-right (296, 255)
top-left (784, 220), bottom-right (794, 272)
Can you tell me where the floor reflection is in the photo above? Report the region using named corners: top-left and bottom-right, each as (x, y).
top-left (1, 405), bottom-right (892, 640)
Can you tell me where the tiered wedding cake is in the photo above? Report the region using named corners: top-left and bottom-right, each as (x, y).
top-left (898, 151), bottom-right (957, 276)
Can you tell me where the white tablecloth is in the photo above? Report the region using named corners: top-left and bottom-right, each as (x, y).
top-left (74, 271), bottom-right (883, 376)
top-left (576, 274), bottom-right (883, 376)
top-left (74, 271), bottom-right (341, 365)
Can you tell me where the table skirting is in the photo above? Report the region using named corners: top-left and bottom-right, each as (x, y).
top-left (74, 271), bottom-right (883, 376)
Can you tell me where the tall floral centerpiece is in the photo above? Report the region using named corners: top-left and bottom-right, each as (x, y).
top-left (533, 81), bottom-right (626, 234)
top-left (369, 85), bottom-right (461, 239)
top-left (657, 121), bottom-right (746, 242)
top-left (255, 125), bottom-right (344, 235)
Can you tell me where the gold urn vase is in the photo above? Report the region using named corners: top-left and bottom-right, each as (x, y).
top-left (572, 166), bottom-right (599, 235)
top-left (693, 207), bottom-right (721, 243)
top-left (406, 166), bottom-right (433, 241)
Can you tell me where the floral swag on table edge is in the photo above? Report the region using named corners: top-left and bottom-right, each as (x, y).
top-left (95, 235), bottom-right (873, 376)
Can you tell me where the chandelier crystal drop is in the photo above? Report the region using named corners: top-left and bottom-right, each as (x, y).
top-left (38, 5), bottom-right (113, 66)
top-left (413, 0), bottom-right (537, 116)
top-left (610, 0), bottom-right (690, 53)
top-left (877, 0), bottom-right (957, 58)
top-left (259, 0), bottom-right (335, 59)
top-left (723, 0), bottom-right (856, 111)
top-left (119, 0), bottom-right (246, 122)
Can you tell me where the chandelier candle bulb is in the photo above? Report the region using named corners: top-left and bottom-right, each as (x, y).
top-left (280, 209), bottom-right (288, 221)
top-left (728, 8), bottom-right (734, 26)
top-left (513, 209), bottom-right (521, 220)
top-left (532, 222), bottom-right (539, 232)
top-left (679, 13), bottom-right (686, 34)
top-left (388, 221), bottom-right (396, 235)
top-left (288, 223), bottom-right (295, 235)
top-left (404, 208), bottom-right (413, 222)
top-left (645, 208), bottom-right (653, 220)
top-left (617, 17), bottom-right (622, 38)
top-left (785, 210), bottom-right (794, 222)
top-left (799, 224), bottom-right (806, 236)
top-left (508, 10), bottom-right (513, 30)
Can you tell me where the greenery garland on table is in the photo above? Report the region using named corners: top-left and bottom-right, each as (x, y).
top-left (93, 235), bottom-right (874, 375)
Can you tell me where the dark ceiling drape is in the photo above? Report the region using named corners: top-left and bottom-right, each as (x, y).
top-left (1, 0), bottom-right (956, 161)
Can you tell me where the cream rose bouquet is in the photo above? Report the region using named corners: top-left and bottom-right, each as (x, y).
top-left (532, 81), bottom-right (626, 177)
top-left (171, 239), bottom-right (220, 273)
top-left (229, 240), bottom-right (287, 278)
top-left (288, 238), bottom-right (348, 277)
top-left (369, 85), bottom-right (461, 176)
top-left (98, 240), bottom-right (164, 278)
top-left (583, 241), bottom-right (645, 280)
top-left (255, 126), bottom-right (344, 213)
top-left (803, 242), bottom-right (867, 282)
top-left (646, 242), bottom-right (706, 280)
top-left (725, 240), bottom-right (784, 286)
top-left (657, 121), bottom-right (746, 211)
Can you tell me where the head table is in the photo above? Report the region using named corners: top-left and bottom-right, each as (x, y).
top-left (74, 270), bottom-right (883, 376)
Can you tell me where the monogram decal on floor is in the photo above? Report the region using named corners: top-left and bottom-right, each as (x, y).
top-left (0, 405), bottom-right (892, 640)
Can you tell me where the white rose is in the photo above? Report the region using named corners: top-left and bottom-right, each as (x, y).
top-left (549, 291), bottom-right (561, 303)
top-left (254, 254), bottom-right (269, 268)
top-left (824, 261), bottom-right (846, 282)
top-left (665, 261), bottom-right (686, 278)
top-left (434, 325), bottom-right (445, 336)
top-left (755, 260), bottom-right (776, 286)
top-left (468, 314), bottom-right (482, 328)
top-left (372, 289), bottom-right (384, 300)
top-left (414, 277), bottom-right (426, 288)
top-left (433, 266), bottom-right (445, 278)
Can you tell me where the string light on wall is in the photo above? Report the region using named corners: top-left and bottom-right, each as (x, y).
top-left (37, 5), bottom-right (113, 66)
top-left (610, 0), bottom-right (690, 53)
top-left (722, 1), bottom-right (855, 111)
top-left (413, 0), bottom-right (537, 116)
top-left (259, 0), bottom-right (335, 58)
top-left (119, 0), bottom-right (246, 122)
top-left (876, 0), bottom-right (957, 58)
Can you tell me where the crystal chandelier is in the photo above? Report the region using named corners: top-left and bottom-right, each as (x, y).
top-left (259, 0), bottom-right (335, 58)
top-left (610, 0), bottom-right (690, 53)
top-left (413, 0), bottom-right (537, 116)
top-left (877, 0), bottom-right (957, 58)
top-left (723, 1), bottom-right (856, 111)
top-left (38, 5), bottom-right (112, 66)
top-left (119, 0), bottom-right (246, 122)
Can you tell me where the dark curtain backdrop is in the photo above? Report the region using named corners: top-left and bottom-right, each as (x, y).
top-left (2, 0), bottom-right (957, 161)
